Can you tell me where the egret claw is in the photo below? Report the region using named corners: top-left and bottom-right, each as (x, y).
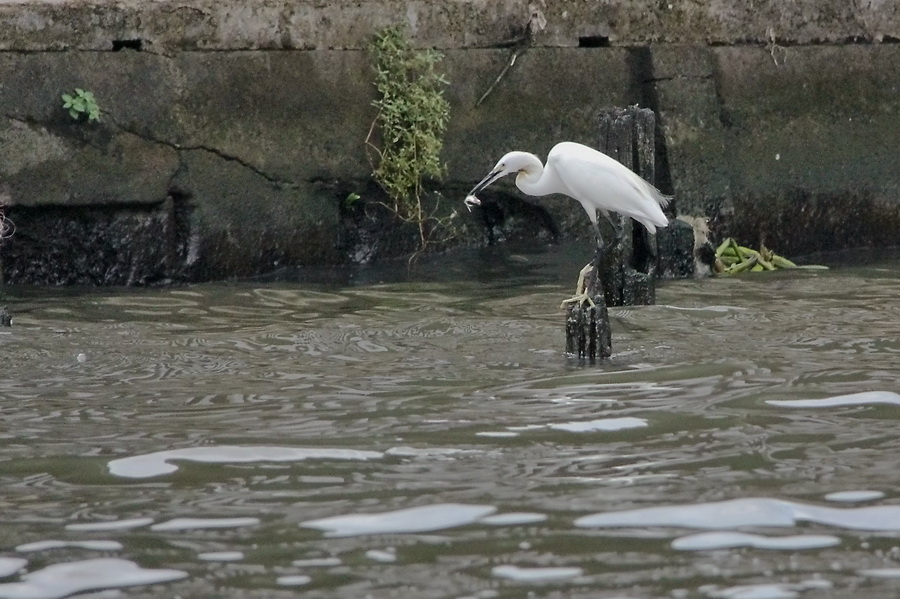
top-left (560, 293), bottom-right (595, 309)
top-left (560, 262), bottom-right (596, 309)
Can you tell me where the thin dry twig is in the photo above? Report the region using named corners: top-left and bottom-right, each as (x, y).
top-left (766, 27), bottom-right (787, 67)
top-left (0, 203), bottom-right (14, 245)
top-left (476, 3), bottom-right (546, 107)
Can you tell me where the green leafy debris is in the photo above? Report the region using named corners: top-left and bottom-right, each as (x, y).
top-left (714, 238), bottom-right (827, 275)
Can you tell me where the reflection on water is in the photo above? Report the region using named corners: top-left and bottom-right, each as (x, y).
top-left (0, 244), bottom-right (899, 598)
top-left (108, 445), bottom-right (382, 478)
top-left (0, 558), bottom-right (187, 599)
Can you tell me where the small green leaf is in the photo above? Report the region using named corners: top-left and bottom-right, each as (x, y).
top-left (68, 108), bottom-right (79, 119)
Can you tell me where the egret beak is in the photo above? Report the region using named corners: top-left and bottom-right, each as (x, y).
top-left (468, 168), bottom-right (505, 197)
top-left (464, 168), bottom-right (506, 212)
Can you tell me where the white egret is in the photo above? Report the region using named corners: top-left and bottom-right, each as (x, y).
top-left (465, 141), bottom-right (671, 305)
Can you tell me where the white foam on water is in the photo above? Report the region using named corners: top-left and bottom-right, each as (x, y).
top-left (575, 498), bottom-right (797, 529)
top-left (491, 565), bottom-right (583, 583)
top-left (479, 513), bottom-right (548, 526)
top-left (0, 559), bottom-right (27, 578)
top-left (384, 447), bottom-right (469, 457)
top-left (701, 583), bottom-right (800, 599)
top-left (197, 551), bottom-right (243, 562)
top-left (766, 391), bottom-right (900, 409)
top-left (792, 503), bottom-right (900, 531)
top-left (468, 591), bottom-right (500, 599)
top-left (577, 496), bottom-right (900, 533)
top-left (475, 431), bottom-right (520, 438)
top-left (108, 445), bottom-right (383, 478)
top-left (150, 517), bottom-right (259, 532)
top-left (798, 579), bottom-right (834, 590)
top-left (672, 531), bottom-right (841, 551)
top-left (14, 540), bottom-right (123, 553)
top-left (64, 518), bottom-right (154, 532)
top-left (291, 557), bottom-right (342, 567)
top-left (301, 503), bottom-right (496, 537)
top-left (661, 305), bottom-right (746, 313)
top-left (365, 549), bottom-right (397, 562)
top-left (701, 579), bottom-right (832, 599)
top-left (275, 575), bottom-right (312, 586)
top-left (548, 417), bottom-right (648, 433)
top-left (858, 568), bottom-right (900, 578)
top-left (0, 558), bottom-right (187, 599)
top-left (824, 490), bottom-right (885, 503)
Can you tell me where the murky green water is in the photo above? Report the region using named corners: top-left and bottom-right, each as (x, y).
top-left (1, 245), bottom-right (899, 599)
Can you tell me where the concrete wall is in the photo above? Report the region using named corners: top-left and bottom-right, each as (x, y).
top-left (0, 0), bottom-right (897, 283)
top-left (2, 0), bottom-right (896, 51)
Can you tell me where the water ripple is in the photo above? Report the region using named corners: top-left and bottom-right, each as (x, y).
top-left (2, 248), bottom-right (899, 598)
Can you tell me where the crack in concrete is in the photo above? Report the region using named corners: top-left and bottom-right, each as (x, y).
top-left (178, 141), bottom-right (302, 190)
top-left (158, 5), bottom-right (212, 17)
top-left (105, 113), bottom-right (302, 189)
top-left (6, 112), bottom-right (300, 189)
top-left (643, 74), bottom-right (715, 83)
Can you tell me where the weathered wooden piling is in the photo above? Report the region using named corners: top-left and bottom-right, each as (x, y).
top-left (564, 265), bottom-right (612, 362)
top-left (597, 106), bottom-right (661, 306)
top-left (564, 106), bottom-right (664, 362)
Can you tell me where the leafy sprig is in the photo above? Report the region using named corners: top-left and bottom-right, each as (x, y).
top-left (366, 27), bottom-right (451, 253)
top-left (62, 88), bottom-right (101, 122)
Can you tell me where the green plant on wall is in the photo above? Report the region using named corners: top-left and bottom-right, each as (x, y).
top-left (62, 89), bottom-right (101, 122)
top-left (366, 26), bottom-right (451, 253)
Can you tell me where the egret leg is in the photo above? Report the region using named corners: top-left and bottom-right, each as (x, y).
top-left (560, 262), bottom-right (596, 308)
top-left (601, 212), bottom-right (626, 250)
top-left (587, 220), bottom-right (612, 257)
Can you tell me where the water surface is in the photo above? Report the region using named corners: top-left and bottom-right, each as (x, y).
top-left (1, 244), bottom-right (899, 598)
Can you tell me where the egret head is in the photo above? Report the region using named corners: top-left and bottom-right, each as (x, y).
top-left (468, 151), bottom-right (535, 197)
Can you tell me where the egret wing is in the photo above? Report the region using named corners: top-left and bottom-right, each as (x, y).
top-left (548, 142), bottom-right (669, 229)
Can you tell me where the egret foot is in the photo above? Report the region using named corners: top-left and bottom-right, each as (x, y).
top-left (560, 263), bottom-right (596, 308)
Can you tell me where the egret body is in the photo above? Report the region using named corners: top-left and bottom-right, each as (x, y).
top-left (465, 142), bottom-right (671, 306)
top-left (466, 141), bottom-right (669, 237)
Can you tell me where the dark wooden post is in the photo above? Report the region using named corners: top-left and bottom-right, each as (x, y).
top-left (564, 265), bottom-right (611, 362)
top-left (564, 106), bottom-right (662, 363)
top-left (597, 106), bottom-right (660, 307)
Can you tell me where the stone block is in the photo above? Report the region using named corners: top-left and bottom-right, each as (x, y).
top-left (1, 203), bottom-right (174, 285)
top-left (170, 149), bottom-right (342, 281)
top-left (714, 45), bottom-right (900, 253)
top-left (650, 45), bottom-right (733, 223)
top-left (0, 118), bottom-right (178, 207)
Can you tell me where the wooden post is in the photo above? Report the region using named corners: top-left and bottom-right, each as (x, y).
top-left (597, 105), bottom-right (660, 307)
top-left (564, 264), bottom-right (611, 362)
top-left (564, 105), bottom-right (662, 362)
